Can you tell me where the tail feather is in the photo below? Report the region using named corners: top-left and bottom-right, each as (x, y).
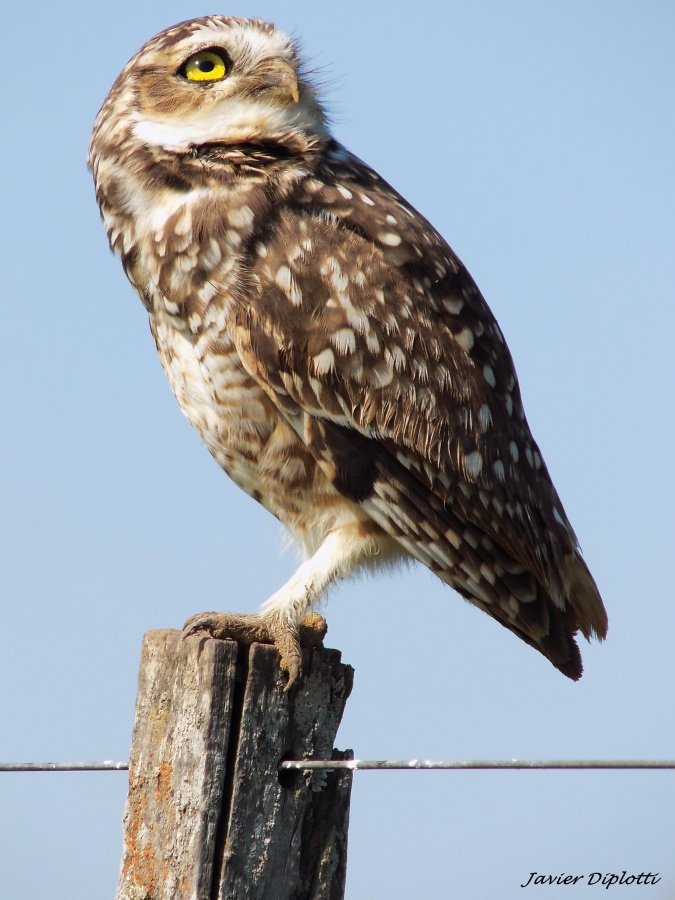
top-left (501, 553), bottom-right (607, 681)
top-left (566, 554), bottom-right (608, 641)
top-left (487, 590), bottom-right (585, 681)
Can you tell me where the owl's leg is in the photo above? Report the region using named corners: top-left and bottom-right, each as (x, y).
top-left (182, 522), bottom-right (381, 687)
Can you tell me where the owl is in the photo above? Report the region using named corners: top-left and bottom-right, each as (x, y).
top-left (89, 16), bottom-right (607, 687)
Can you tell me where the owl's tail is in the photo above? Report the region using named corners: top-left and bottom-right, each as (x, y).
top-left (485, 553), bottom-right (607, 681)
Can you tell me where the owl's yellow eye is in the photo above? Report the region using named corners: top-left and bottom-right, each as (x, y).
top-left (182, 50), bottom-right (227, 82)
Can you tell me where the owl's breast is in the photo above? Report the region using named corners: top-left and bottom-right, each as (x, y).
top-left (150, 305), bottom-right (272, 481)
top-left (133, 187), bottom-right (273, 473)
top-left (106, 177), bottom-right (357, 549)
top-left (149, 305), bottom-right (345, 548)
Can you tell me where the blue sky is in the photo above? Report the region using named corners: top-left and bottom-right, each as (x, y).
top-left (1, 2), bottom-right (674, 898)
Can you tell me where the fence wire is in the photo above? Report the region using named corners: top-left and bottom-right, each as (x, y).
top-left (2, 759), bottom-right (674, 773)
top-left (279, 759), bottom-right (675, 771)
top-left (0, 762), bottom-right (129, 772)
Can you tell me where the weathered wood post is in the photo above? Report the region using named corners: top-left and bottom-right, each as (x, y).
top-left (115, 630), bottom-right (354, 900)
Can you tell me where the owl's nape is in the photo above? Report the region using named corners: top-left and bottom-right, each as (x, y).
top-left (89, 16), bottom-right (606, 687)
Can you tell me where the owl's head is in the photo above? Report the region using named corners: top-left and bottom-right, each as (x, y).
top-left (90, 16), bottom-right (327, 164)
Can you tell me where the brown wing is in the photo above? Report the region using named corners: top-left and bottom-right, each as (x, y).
top-left (230, 139), bottom-right (607, 676)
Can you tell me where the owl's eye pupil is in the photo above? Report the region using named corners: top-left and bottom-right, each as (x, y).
top-left (196, 60), bottom-right (214, 72)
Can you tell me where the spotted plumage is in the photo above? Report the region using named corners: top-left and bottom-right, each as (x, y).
top-left (89, 15), bottom-right (607, 685)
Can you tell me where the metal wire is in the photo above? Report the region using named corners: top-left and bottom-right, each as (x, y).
top-left (279, 759), bottom-right (675, 771)
top-left (2, 759), bottom-right (674, 773)
top-left (0, 761), bottom-right (129, 772)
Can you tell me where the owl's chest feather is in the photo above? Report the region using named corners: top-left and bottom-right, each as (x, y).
top-left (105, 173), bottom-right (345, 540)
top-left (149, 292), bottom-right (276, 472)
top-left (151, 307), bottom-right (338, 541)
top-left (111, 183), bottom-right (267, 478)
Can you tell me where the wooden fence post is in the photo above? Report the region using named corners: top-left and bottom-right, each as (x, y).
top-left (115, 630), bottom-right (354, 900)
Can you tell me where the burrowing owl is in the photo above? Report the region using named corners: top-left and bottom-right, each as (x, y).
top-left (89, 16), bottom-right (607, 686)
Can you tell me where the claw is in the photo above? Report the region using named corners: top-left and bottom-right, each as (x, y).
top-left (181, 612), bottom-right (220, 640)
top-left (180, 610), bottom-right (327, 689)
top-left (270, 620), bottom-right (303, 691)
top-left (181, 611), bottom-right (272, 644)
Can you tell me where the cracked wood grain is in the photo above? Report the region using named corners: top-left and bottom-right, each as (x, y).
top-left (116, 630), bottom-right (353, 900)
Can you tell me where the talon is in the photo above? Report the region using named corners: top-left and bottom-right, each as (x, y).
top-left (180, 610), bottom-right (327, 689)
top-left (269, 618), bottom-right (304, 690)
top-left (277, 639), bottom-right (303, 691)
top-left (283, 657), bottom-right (301, 691)
top-left (182, 612), bottom-right (221, 640)
top-left (181, 611), bottom-right (272, 645)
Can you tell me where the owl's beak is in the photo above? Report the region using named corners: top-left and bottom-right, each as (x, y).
top-left (252, 58), bottom-right (300, 105)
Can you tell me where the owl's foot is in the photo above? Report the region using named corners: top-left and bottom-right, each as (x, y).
top-left (181, 610), bottom-right (327, 689)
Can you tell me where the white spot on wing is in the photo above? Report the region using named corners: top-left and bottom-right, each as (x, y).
top-left (228, 205), bottom-right (255, 228)
top-left (478, 404), bottom-right (492, 432)
top-left (203, 238), bottom-right (222, 268)
top-left (455, 328), bottom-right (474, 353)
top-left (443, 297), bottom-right (463, 314)
top-left (444, 527), bottom-right (462, 549)
top-left (313, 348), bottom-right (336, 375)
top-left (464, 451), bottom-right (483, 479)
top-left (479, 563), bottom-right (496, 585)
top-left (379, 231), bottom-right (402, 247)
top-left (553, 506), bottom-right (566, 527)
top-left (275, 265), bottom-right (292, 291)
top-left (275, 263), bottom-right (303, 306)
top-left (332, 328), bottom-right (356, 354)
